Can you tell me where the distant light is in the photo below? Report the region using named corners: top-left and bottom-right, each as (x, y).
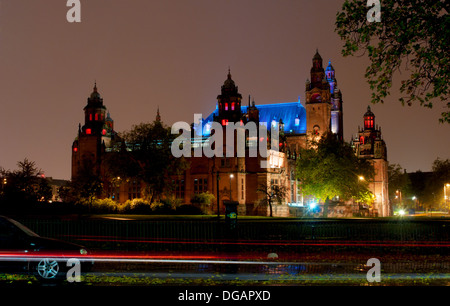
top-left (358, 176), bottom-right (365, 181)
top-left (309, 202), bottom-right (317, 210)
top-left (412, 196), bottom-right (416, 200)
top-left (398, 209), bottom-right (406, 216)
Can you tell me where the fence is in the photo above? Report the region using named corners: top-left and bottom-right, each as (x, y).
top-left (18, 217), bottom-right (450, 246)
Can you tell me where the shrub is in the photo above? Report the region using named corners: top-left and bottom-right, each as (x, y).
top-left (176, 204), bottom-right (203, 215)
top-left (150, 201), bottom-right (173, 214)
top-left (190, 192), bottom-right (215, 205)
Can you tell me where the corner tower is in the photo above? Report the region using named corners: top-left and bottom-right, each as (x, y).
top-left (352, 106), bottom-right (389, 217)
top-left (325, 60), bottom-right (344, 141)
top-left (72, 83), bottom-right (114, 179)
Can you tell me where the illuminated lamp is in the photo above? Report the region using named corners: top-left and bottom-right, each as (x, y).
top-left (222, 119), bottom-right (228, 126)
top-left (102, 129), bottom-right (107, 135)
top-left (73, 147), bottom-right (78, 152)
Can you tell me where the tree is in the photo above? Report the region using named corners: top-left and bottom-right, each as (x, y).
top-left (70, 159), bottom-right (104, 211)
top-left (431, 158), bottom-right (450, 210)
top-left (336, 0), bottom-right (450, 123)
top-left (296, 132), bottom-right (375, 216)
top-left (105, 120), bottom-right (188, 203)
top-left (257, 183), bottom-right (287, 217)
top-left (388, 163), bottom-right (413, 211)
top-left (0, 158), bottom-right (52, 208)
top-left (408, 159), bottom-right (449, 212)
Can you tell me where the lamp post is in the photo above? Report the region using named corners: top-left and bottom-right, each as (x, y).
top-left (229, 174), bottom-right (234, 201)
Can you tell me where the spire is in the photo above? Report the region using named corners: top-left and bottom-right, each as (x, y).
top-left (89, 81), bottom-right (101, 100)
top-left (156, 106), bottom-right (161, 122)
top-left (313, 49), bottom-right (322, 61)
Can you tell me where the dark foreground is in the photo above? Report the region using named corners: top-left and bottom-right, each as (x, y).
top-left (1, 215), bottom-right (450, 288)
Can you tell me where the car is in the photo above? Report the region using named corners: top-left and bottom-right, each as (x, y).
top-left (0, 215), bottom-right (93, 282)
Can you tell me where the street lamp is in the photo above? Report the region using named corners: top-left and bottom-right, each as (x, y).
top-left (229, 174), bottom-right (234, 201)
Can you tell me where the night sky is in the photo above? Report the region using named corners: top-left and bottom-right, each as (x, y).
top-left (0, 0), bottom-right (448, 180)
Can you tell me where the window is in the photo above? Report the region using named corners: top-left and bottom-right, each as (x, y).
top-left (220, 158), bottom-right (231, 168)
top-left (231, 102), bottom-right (235, 110)
top-left (95, 114), bottom-right (99, 121)
top-left (86, 128), bottom-right (91, 135)
top-left (173, 179), bottom-right (185, 199)
top-left (313, 125), bottom-right (320, 135)
top-left (193, 178), bottom-right (208, 194)
top-left (128, 180), bottom-right (141, 200)
top-left (108, 183), bottom-right (120, 202)
top-left (225, 103), bottom-right (228, 111)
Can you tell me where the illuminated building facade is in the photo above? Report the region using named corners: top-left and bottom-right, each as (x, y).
top-left (351, 106), bottom-right (390, 217)
top-left (71, 51), bottom-right (388, 217)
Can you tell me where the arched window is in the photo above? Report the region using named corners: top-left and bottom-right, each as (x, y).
top-left (313, 125), bottom-right (320, 135)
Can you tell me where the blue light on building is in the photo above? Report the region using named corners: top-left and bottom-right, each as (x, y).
top-left (199, 101), bottom-right (307, 137)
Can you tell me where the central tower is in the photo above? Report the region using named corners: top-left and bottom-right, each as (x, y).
top-left (305, 50), bottom-right (344, 142)
top-left (305, 50), bottom-right (332, 140)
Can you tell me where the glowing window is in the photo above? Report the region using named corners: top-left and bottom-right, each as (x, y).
top-left (86, 128), bottom-right (92, 135)
top-left (95, 114), bottom-right (99, 121)
top-left (225, 103), bottom-right (228, 111)
top-left (89, 114), bottom-right (93, 121)
top-left (231, 102), bottom-right (235, 110)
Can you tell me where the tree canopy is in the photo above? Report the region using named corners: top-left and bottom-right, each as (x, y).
top-left (0, 158), bottom-right (52, 207)
top-left (336, 0), bottom-right (450, 123)
top-left (105, 120), bottom-right (188, 203)
top-left (296, 132), bottom-right (375, 205)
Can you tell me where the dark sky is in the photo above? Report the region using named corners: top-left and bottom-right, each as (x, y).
top-left (0, 0), bottom-right (448, 180)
